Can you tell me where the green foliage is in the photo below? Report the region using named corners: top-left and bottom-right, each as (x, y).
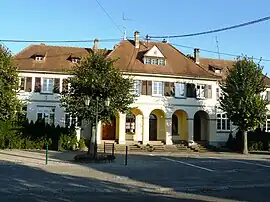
top-left (248, 141), bottom-right (264, 151)
top-left (0, 45), bottom-right (21, 121)
top-left (219, 57), bottom-right (269, 131)
top-left (60, 51), bottom-right (135, 124)
top-left (78, 137), bottom-right (86, 149)
top-left (0, 119), bottom-right (78, 150)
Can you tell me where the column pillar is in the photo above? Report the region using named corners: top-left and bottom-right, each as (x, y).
top-left (208, 118), bottom-right (217, 143)
top-left (118, 113), bottom-right (126, 144)
top-left (31, 76), bottom-right (35, 92)
top-left (135, 114), bottom-right (143, 142)
top-left (143, 115), bottom-right (149, 144)
top-left (96, 121), bottom-right (102, 144)
top-left (187, 118), bottom-right (194, 141)
top-left (166, 117), bottom-right (173, 145)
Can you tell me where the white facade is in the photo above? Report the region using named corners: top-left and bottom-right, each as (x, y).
top-left (17, 70), bottom-right (258, 147)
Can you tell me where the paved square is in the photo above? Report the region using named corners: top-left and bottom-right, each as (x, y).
top-left (0, 150), bottom-right (270, 201)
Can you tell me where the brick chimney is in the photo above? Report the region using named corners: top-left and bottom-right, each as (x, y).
top-left (93, 38), bottom-right (99, 51)
top-left (194, 48), bottom-right (200, 64)
top-left (134, 31), bottom-right (140, 48)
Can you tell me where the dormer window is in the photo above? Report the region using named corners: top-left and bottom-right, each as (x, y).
top-left (208, 65), bottom-right (222, 74)
top-left (143, 57), bottom-right (166, 66)
top-left (35, 56), bottom-right (44, 61)
top-left (71, 58), bottom-right (80, 63)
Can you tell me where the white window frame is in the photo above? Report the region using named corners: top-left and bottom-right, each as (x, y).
top-left (152, 81), bottom-right (163, 96)
top-left (125, 113), bottom-right (136, 133)
top-left (41, 78), bottom-right (54, 93)
top-left (19, 77), bottom-right (26, 91)
top-left (158, 58), bottom-right (165, 66)
top-left (71, 58), bottom-right (80, 63)
top-left (35, 56), bottom-right (44, 61)
top-left (217, 113), bottom-right (231, 131)
top-left (174, 83), bottom-right (185, 98)
top-left (37, 106), bottom-right (55, 125)
top-left (65, 113), bottom-right (79, 127)
top-left (196, 84), bottom-right (205, 99)
top-left (133, 80), bottom-right (141, 96)
top-left (262, 115), bottom-right (270, 132)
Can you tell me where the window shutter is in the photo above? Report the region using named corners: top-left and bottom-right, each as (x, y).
top-left (54, 78), bottom-right (60, 93)
top-left (141, 81), bottom-right (147, 95)
top-left (204, 85), bottom-right (212, 98)
top-left (135, 80), bottom-right (141, 95)
top-left (147, 81), bottom-right (152, 95)
top-left (191, 84), bottom-right (196, 98)
top-left (62, 79), bottom-right (68, 93)
top-left (26, 77), bottom-right (32, 92)
top-left (216, 88), bottom-right (220, 100)
top-left (170, 83), bottom-right (175, 96)
top-left (164, 82), bottom-right (171, 96)
top-left (186, 83), bottom-right (191, 97)
top-left (34, 77), bottom-right (41, 92)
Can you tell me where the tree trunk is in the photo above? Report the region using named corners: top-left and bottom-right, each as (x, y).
top-left (87, 122), bottom-right (95, 156)
top-left (242, 130), bottom-right (249, 155)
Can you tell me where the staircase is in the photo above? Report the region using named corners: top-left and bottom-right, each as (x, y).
top-left (144, 141), bottom-right (165, 152)
top-left (188, 141), bottom-right (209, 152)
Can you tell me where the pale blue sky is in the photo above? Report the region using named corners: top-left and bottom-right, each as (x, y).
top-left (1, 0), bottom-right (270, 72)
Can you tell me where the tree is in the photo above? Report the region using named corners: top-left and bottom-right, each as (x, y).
top-left (219, 57), bottom-right (269, 154)
top-left (0, 45), bottom-right (21, 121)
top-left (60, 50), bottom-right (135, 157)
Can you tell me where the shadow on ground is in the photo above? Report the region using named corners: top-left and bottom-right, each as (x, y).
top-left (2, 150), bottom-right (270, 201)
top-left (0, 159), bottom-right (223, 202)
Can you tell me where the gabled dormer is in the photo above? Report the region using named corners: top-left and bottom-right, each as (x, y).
top-left (143, 45), bottom-right (166, 66)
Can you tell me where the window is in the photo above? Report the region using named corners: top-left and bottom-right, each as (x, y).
top-left (262, 115), bottom-right (270, 132)
top-left (158, 59), bottom-right (165, 66)
top-left (126, 113), bottom-right (135, 133)
top-left (71, 58), bottom-right (80, 63)
top-left (144, 57), bottom-right (166, 66)
top-left (145, 58), bottom-right (151, 64)
top-left (65, 113), bottom-right (80, 127)
top-left (217, 113), bottom-right (231, 131)
top-left (37, 106), bottom-right (55, 125)
top-left (152, 81), bottom-right (163, 96)
top-left (133, 80), bottom-right (141, 96)
top-left (196, 84), bottom-right (205, 99)
top-left (20, 77), bottom-right (26, 91)
top-left (42, 78), bottom-right (54, 93)
top-left (175, 83), bottom-right (185, 98)
top-left (35, 56), bottom-right (44, 61)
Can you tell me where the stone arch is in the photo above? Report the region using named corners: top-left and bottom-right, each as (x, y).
top-left (125, 108), bottom-right (144, 141)
top-left (149, 109), bottom-right (166, 141)
top-left (172, 110), bottom-right (189, 142)
top-left (193, 110), bottom-right (209, 141)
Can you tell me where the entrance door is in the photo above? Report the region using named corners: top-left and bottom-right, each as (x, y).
top-left (194, 112), bottom-right (201, 141)
top-left (149, 114), bottom-right (157, 141)
top-left (102, 117), bottom-right (116, 140)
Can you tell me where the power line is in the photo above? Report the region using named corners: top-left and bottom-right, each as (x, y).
top-left (0, 38), bottom-right (121, 43)
top-left (95, 0), bottom-right (123, 34)
top-left (148, 16), bottom-right (270, 39)
top-left (170, 42), bottom-right (270, 62)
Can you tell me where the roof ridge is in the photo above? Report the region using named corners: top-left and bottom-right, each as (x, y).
top-left (200, 57), bottom-right (235, 62)
top-left (167, 43), bottom-right (221, 79)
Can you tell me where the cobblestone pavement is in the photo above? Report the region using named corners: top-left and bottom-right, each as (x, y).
top-left (0, 150), bottom-right (270, 201)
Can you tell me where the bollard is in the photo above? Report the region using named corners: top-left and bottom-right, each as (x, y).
top-left (104, 142), bottom-right (106, 154)
top-left (125, 146), bottom-right (128, 166)
top-left (112, 143), bottom-right (115, 156)
top-left (45, 141), bottom-right (48, 165)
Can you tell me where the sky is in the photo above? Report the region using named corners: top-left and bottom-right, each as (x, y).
top-left (1, 0), bottom-right (270, 73)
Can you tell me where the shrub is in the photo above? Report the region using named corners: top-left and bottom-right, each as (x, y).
top-left (248, 141), bottom-right (264, 151)
top-left (58, 131), bottom-right (78, 151)
top-left (78, 137), bottom-right (86, 150)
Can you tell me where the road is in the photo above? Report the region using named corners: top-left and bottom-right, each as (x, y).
top-left (0, 150), bottom-right (270, 201)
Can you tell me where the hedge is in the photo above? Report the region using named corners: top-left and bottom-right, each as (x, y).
top-left (0, 119), bottom-right (79, 151)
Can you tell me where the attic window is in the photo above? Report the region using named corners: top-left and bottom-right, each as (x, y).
top-left (143, 57), bottom-right (166, 66)
top-left (208, 65), bottom-right (222, 74)
top-left (71, 58), bottom-right (80, 63)
top-left (35, 56), bottom-right (44, 61)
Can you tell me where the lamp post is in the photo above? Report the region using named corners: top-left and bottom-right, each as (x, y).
top-left (84, 96), bottom-right (92, 155)
top-left (85, 95), bottom-right (110, 158)
top-left (94, 97), bottom-right (110, 158)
